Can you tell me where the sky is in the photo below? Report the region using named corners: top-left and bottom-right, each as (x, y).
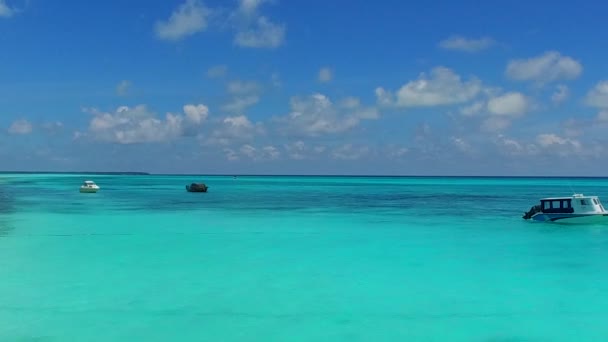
top-left (1, 0), bottom-right (608, 175)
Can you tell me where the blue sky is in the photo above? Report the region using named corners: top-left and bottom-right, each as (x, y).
top-left (2, 0), bottom-right (608, 175)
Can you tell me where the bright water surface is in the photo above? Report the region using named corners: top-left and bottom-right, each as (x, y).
top-left (2, 174), bottom-right (608, 341)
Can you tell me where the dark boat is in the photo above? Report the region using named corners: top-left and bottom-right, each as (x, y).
top-left (186, 183), bottom-right (208, 193)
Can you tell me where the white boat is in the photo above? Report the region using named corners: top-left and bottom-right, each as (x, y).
top-left (79, 180), bottom-right (100, 193)
top-left (523, 193), bottom-right (608, 223)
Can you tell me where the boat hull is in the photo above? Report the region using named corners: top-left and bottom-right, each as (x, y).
top-left (531, 213), bottom-right (608, 224)
top-left (80, 187), bottom-right (99, 193)
top-left (186, 183), bottom-right (208, 192)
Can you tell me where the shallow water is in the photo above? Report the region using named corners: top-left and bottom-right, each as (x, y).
top-left (2, 174), bottom-right (608, 341)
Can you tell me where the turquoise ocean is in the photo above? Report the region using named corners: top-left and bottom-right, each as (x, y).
top-left (2, 174), bottom-right (608, 341)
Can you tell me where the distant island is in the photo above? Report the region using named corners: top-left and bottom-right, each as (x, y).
top-left (0, 171), bottom-right (150, 175)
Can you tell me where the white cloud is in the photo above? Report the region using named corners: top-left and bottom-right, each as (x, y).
top-left (227, 80), bottom-right (261, 95)
top-left (221, 96), bottom-right (260, 114)
top-left (207, 114), bottom-right (264, 146)
top-left (375, 87), bottom-right (394, 107)
top-left (340, 97), bottom-right (360, 109)
top-left (283, 140), bottom-right (327, 160)
top-left (207, 65), bottom-right (228, 78)
top-left (536, 133), bottom-right (582, 155)
top-left (240, 144), bottom-right (256, 158)
top-left (438, 35), bottom-right (495, 52)
top-left (460, 101), bottom-right (485, 116)
top-left (237, 0), bottom-right (268, 16)
top-left (223, 148), bottom-right (239, 161)
top-left (506, 51), bottom-right (582, 84)
top-left (236, 144), bottom-right (280, 161)
top-left (8, 119), bottom-right (32, 134)
top-left (155, 0), bottom-right (210, 41)
top-left (223, 80), bottom-right (262, 114)
top-left (451, 137), bottom-right (471, 153)
top-left (378, 67), bottom-right (482, 107)
top-left (116, 80), bottom-right (131, 97)
top-left (318, 67), bottom-right (333, 83)
top-left (331, 144), bottom-right (370, 160)
top-left (486, 92), bottom-right (528, 117)
top-left (597, 110), bottom-right (608, 122)
top-left (234, 17), bottom-right (285, 48)
top-left (0, 0), bottom-right (15, 17)
top-left (232, 0), bottom-right (285, 48)
top-left (494, 135), bottom-right (539, 156)
top-left (262, 145), bottom-right (280, 159)
top-left (276, 93), bottom-right (378, 136)
top-left (86, 104), bottom-right (207, 144)
top-left (183, 104), bottom-right (209, 124)
top-left (537, 133), bottom-right (580, 148)
top-left (284, 140), bottom-right (307, 160)
top-left (585, 81), bottom-right (608, 108)
top-left (551, 84), bottom-right (569, 104)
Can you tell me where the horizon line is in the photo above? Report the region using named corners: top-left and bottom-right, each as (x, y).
top-left (1, 171), bottom-right (608, 178)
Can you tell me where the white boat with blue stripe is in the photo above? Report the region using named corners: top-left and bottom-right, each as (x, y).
top-left (523, 194), bottom-right (608, 223)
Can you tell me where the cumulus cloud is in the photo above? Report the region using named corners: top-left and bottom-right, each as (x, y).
top-left (451, 137), bottom-right (472, 153)
top-left (438, 35), bottom-right (495, 52)
top-left (234, 17), bottom-right (285, 48)
top-left (86, 104), bottom-right (208, 144)
top-left (282, 140), bottom-right (328, 160)
top-left (222, 96), bottom-right (260, 114)
top-left (457, 91), bottom-right (529, 132)
top-left (375, 87), bottom-right (394, 107)
top-left (536, 133), bottom-right (582, 155)
top-left (222, 80), bottom-right (262, 114)
top-left (318, 67), bottom-right (333, 83)
top-left (8, 119), bottom-right (32, 134)
top-left (0, 0), bottom-right (15, 17)
top-left (155, 0), bottom-right (210, 41)
top-left (459, 101), bottom-right (485, 116)
top-left (376, 67), bottom-right (482, 107)
top-left (183, 104), bottom-right (209, 124)
top-left (494, 135), bottom-right (538, 156)
top-left (505, 51), bottom-right (582, 85)
top-left (284, 140), bottom-right (307, 160)
top-left (551, 84), bottom-right (569, 104)
top-left (224, 144), bottom-right (280, 161)
top-left (207, 114), bottom-right (264, 146)
top-left (276, 93), bottom-right (379, 136)
top-left (331, 144), bottom-right (370, 160)
top-left (116, 80), bottom-right (131, 97)
top-left (486, 92), bottom-right (529, 117)
top-left (585, 81), bottom-right (608, 108)
top-left (233, 0), bottom-right (285, 48)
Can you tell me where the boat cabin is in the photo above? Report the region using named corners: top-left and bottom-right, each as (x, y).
top-left (540, 194), bottom-right (605, 214)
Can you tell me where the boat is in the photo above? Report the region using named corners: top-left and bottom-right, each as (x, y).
top-left (523, 193), bottom-right (608, 223)
top-left (186, 183), bottom-right (208, 193)
top-left (79, 180), bottom-right (100, 193)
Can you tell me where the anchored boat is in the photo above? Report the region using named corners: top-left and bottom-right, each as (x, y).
top-left (186, 183), bottom-right (208, 193)
top-left (523, 193), bottom-right (608, 223)
top-left (79, 180), bottom-right (100, 193)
